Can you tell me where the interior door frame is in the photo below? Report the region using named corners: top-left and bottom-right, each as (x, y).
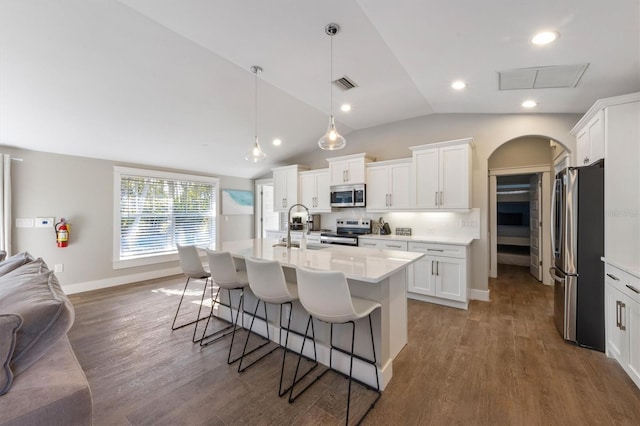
top-left (254, 178), bottom-right (273, 239)
top-left (488, 165), bottom-right (552, 285)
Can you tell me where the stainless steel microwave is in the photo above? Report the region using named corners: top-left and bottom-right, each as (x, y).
top-left (330, 184), bottom-right (366, 208)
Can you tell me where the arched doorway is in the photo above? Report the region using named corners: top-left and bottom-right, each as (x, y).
top-left (487, 136), bottom-right (570, 285)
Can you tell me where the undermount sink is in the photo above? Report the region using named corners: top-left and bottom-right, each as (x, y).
top-left (272, 242), bottom-right (326, 250)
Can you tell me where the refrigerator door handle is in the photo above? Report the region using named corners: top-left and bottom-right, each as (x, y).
top-left (550, 268), bottom-right (565, 283)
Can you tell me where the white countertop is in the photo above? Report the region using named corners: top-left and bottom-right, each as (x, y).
top-left (601, 257), bottom-right (640, 279)
top-left (221, 239), bottom-right (424, 283)
top-left (359, 234), bottom-right (475, 246)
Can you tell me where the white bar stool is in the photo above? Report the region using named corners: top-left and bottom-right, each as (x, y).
top-left (292, 266), bottom-right (381, 426)
top-left (240, 258), bottom-right (318, 396)
top-left (172, 244), bottom-right (211, 332)
top-left (199, 250), bottom-right (269, 364)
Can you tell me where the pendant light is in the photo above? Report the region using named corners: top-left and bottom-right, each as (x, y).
top-left (318, 23), bottom-right (346, 151)
top-left (245, 65), bottom-right (267, 163)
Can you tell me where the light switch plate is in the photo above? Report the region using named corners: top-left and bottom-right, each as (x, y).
top-left (35, 217), bottom-right (54, 228)
top-left (16, 218), bottom-right (34, 228)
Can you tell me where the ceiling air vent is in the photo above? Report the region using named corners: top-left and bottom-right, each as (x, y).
top-left (498, 64), bottom-right (589, 90)
top-left (333, 75), bottom-right (358, 91)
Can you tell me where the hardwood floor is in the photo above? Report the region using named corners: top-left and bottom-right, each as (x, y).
top-left (67, 265), bottom-right (640, 425)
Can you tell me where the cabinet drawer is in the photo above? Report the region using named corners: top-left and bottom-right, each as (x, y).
top-left (408, 242), bottom-right (466, 259)
top-left (358, 239), bottom-right (408, 250)
top-left (606, 264), bottom-right (640, 305)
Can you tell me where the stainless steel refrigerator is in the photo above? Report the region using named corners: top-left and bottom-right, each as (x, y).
top-left (551, 160), bottom-right (605, 352)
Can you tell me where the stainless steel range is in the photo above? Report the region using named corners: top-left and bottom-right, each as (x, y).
top-left (320, 219), bottom-right (371, 246)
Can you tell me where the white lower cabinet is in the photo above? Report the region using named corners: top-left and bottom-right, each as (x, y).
top-left (359, 238), bottom-right (469, 309)
top-left (605, 264), bottom-right (640, 389)
top-left (407, 242), bottom-right (468, 307)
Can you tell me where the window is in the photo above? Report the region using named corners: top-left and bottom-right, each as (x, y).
top-left (114, 167), bottom-right (219, 268)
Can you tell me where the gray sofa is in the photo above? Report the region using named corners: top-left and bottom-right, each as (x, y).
top-left (0, 252), bottom-right (92, 425)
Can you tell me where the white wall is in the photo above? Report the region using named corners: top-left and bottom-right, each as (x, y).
top-left (1, 146), bottom-right (254, 293)
top-left (287, 113), bottom-right (581, 293)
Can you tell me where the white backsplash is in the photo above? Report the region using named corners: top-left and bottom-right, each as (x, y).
top-left (313, 208), bottom-right (480, 239)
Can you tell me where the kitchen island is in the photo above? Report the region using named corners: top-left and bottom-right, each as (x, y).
top-left (218, 238), bottom-right (424, 389)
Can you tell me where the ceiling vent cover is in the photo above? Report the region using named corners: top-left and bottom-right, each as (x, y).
top-left (498, 64), bottom-right (589, 90)
top-left (333, 75), bottom-right (358, 91)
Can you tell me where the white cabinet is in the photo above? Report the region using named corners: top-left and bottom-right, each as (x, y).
top-left (575, 110), bottom-right (604, 166)
top-left (604, 264), bottom-right (640, 389)
top-left (358, 237), bottom-right (470, 309)
top-left (598, 95), bottom-right (640, 271)
top-left (407, 242), bottom-right (468, 306)
top-left (299, 169), bottom-right (330, 213)
top-left (327, 153), bottom-right (374, 185)
top-left (410, 138), bottom-right (473, 210)
top-left (366, 160), bottom-right (411, 211)
top-left (272, 165), bottom-right (307, 212)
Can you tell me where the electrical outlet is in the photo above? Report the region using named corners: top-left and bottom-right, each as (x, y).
top-left (54, 264), bottom-right (64, 273)
top-left (460, 220), bottom-right (478, 228)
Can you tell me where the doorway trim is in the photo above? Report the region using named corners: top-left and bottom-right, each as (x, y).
top-left (489, 164), bottom-right (552, 284)
top-left (254, 178), bottom-right (273, 239)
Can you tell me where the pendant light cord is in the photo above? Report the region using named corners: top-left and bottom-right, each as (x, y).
top-left (329, 34), bottom-right (333, 116)
top-left (254, 71), bottom-right (258, 139)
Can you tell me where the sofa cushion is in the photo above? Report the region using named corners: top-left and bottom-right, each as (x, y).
top-left (0, 314), bottom-right (22, 396)
top-left (0, 262), bottom-right (74, 375)
top-left (0, 252), bottom-right (35, 277)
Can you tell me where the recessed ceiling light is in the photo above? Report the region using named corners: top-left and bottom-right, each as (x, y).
top-left (451, 80), bottom-right (466, 90)
top-left (340, 104), bottom-right (351, 112)
top-left (272, 138), bottom-right (282, 146)
top-left (531, 31), bottom-right (559, 45)
top-left (522, 100), bottom-right (537, 108)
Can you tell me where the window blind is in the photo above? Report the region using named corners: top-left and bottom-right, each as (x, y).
top-left (119, 174), bottom-right (216, 259)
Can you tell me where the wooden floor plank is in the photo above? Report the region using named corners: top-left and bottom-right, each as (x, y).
top-left (66, 265), bottom-right (640, 425)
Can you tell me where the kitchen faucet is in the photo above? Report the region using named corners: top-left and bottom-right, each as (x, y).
top-left (286, 204), bottom-right (310, 248)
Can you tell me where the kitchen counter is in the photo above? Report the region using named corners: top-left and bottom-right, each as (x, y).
top-left (218, 238), bottom-right (423, 389)
top-left (359, 233), bottom-right (476, 246)
top-left (222, 238), bottom-right (423, 283)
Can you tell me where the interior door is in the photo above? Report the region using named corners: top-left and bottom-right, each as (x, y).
top-left (529, 174), bottom-right (542, 280)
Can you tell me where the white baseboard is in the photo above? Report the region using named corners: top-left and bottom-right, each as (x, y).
top-left (469, 288), bottom-right (490, 302)
top-left (62, 267), bottom-right (182, 295)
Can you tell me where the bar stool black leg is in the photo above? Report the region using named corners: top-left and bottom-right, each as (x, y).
top-left (171, 277), bottom-right (210, 331)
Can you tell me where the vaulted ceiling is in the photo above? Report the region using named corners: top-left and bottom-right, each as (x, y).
top-left (1, 1), bottom-right (638, 178)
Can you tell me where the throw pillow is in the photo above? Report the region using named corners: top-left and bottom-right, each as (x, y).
top-left (0, 252), bottom-right (35, 277)
top-left (0, 314), bottom-right (22, 396)
top-left (0, 271), bottom-right (74, 375)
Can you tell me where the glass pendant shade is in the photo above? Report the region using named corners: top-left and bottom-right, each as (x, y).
top-left (318, 115), bottom-right (346, 150)
top-left (246, 136), bottom-right (267, 162)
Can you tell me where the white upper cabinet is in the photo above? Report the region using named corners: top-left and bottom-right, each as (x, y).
top-left (365, 159), bottom-right (411, 211)
top-left (588, 93), bottom-right (640, 271)
top-left (575, 109), bottom-right (605, 166)
top-left (299, 169), bottom-right (330, 213)
top-left (410, 138), bottom-right (473, 210)
top-left (272, 165), bottom-right (308, 212)
top-left (327, 153), bottom-right (375, 186)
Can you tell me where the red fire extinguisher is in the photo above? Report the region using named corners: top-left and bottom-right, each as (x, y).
top-left (55, 218), bottom-right (70, 248)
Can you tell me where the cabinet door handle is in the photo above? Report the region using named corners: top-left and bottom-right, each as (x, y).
top-left (616, 301), bottom-right (621, 328)
top-left (431, 260), bottom-right (435, 275)
top-left (607, 273), bottom-right (620, 281)
top-left (389, 193), bottom-right (392, 206)
top-left (620, 302), bottom-right (626, 331)
top-left (436, 261), bottom-right (439, 276)
top-left (584, 157), bottom-right (589, 164)
top-left (427, 248), bottom-right (444, 252)
top-left (626, 284), bottom-right (640, 294)
top-left (387, 244), bottom-right (403, 249)
top-left (435, 191), bottom-right (438, 206)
